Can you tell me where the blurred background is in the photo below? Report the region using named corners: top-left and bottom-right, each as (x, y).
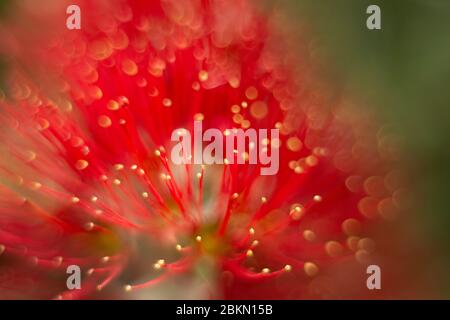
top-left (0, 0), bottom-right (449, 298)
top-left (280, 0), bottom-right (450, 297)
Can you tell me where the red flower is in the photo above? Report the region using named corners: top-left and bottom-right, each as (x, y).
top-left (0, 0), bottom-right (413, 299)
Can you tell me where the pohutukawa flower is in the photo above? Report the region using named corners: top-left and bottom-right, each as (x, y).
top-left (0, 0), bottom-right (415, 299)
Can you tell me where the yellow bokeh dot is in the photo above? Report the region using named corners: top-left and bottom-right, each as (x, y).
top-left (286, 136), bottom-right (303, 152)
top-left (98, 115), bottom-right (112, 128)
top-left (75, 159), bottom-right (89, 170)
top-left (245, 86), bottom-right (258, 100)
top-left (198, 70), bottom-right (209, 82)
top-left (250, 101), bottom-right (268, 119)
top-left (121, 59), bottom-right (138, 76)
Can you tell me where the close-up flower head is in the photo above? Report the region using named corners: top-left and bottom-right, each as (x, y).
top-left (0, 0), bottom-right (449, 302)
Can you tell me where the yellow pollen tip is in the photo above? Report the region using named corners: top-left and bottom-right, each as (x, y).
top-left (124, 285), bottom-right (132, 292)
top-left (194, 113), bottom-right (204, 121)
top-left (98, 115), bottom-right (112, 128)
top-left (198, 70), bottom-right (208, 82)
top-left (114, 164), bottom-right (124, 171)
top-left (154, 263), bottom-right (162, 270)
top-left (107, 100), bottom-right (120, 111)
top-left (261, 268), bottom-right (270, 274)
top-left (313, 195), bottom-right (322, 202)
top-left (84, 222), bottom-right (94, 231)
top-left (75, 159), bottom-right (89, 170)
top-left (71, 196), bottom-right (80, 203)
top-left (30, 181), bottom-right (42, 190)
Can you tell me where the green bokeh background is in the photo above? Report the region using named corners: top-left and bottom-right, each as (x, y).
top-left (0, 0), bottom-right (449, 297)
top-left (283, 0), bottom-right (450, 297)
